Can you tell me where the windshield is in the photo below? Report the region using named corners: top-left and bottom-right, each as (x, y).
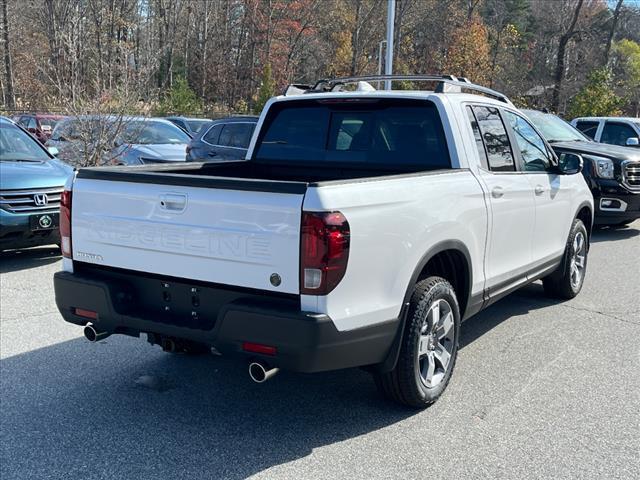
top-left (523, 110), bottom-right (588, 143)
top-left (121, 121), bottom-right (190, 145)
top-left (0, 123), bottom-right (50, 162)
top-left (187, 120), bottom-right (210, 134)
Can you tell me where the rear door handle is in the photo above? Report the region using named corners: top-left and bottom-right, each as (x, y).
top-left (208, 151), bottom-right (217, 156)
top-left (491, 186), bottom-right (504, 198)
top-left (535, 185), bottom-right (545, 195)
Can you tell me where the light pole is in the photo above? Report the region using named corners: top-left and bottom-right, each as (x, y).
top-left (377, 40), bottom-right (386, 89)
top-left (384, 0), bottom-right (395, 90)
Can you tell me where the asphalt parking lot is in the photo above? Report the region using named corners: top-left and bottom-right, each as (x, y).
top-left (1, 222), bottom-right (639, 480)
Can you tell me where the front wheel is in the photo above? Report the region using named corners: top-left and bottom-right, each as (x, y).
top-left (543, 218), bottom-right (589, 299)
top-left (373, 276), bottom-right (460, 408)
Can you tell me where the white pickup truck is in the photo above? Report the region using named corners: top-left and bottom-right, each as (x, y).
top-left (54, 75), bottom-right (593, 408)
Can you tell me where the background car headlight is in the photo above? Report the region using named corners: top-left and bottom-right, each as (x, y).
top-left (586, 155), bottom-right (614, 179)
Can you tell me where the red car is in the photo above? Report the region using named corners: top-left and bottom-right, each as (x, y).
top-left (13, 114), bottom-right (66, 144)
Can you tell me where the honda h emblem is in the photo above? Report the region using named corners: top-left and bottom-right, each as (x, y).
top-left (33, 194), bottom-right (48, 206)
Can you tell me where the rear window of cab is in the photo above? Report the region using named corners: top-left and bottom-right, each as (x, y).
top-left (254, 98), bottom-right (451, 171)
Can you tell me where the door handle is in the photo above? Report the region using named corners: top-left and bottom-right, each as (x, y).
top-left (208, 151), bottom-right (217, 156)
top-left (160, 193), bottom-right (187, 212)
top-left (491, 186), bottom-right (504, 198)
top-left (535, 185), bottom-right (545, 195)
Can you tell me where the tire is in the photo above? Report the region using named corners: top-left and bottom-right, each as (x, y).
top-left (373, 276), bottom-right (460, 408)
top-left (543, 218), bottom-right (589, 299)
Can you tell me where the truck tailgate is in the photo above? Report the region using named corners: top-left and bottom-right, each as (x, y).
top-left (70, 175), bottom-right (305, 294)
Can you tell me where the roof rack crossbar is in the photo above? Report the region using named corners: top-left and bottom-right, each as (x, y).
top-left (286, 75), bottom-right (511, 104)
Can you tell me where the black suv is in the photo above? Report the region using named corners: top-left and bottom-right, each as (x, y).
top-left (524, 109), bottom-right (640, 226)
top-left (186, 116), bottom-right (258, 162)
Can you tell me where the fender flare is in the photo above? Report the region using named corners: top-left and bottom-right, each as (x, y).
top-left (377, 240), bottom-right (473, 373)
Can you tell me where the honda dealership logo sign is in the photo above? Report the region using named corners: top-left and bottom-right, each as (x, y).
top-left (33, 194), bottom-right (49, 206)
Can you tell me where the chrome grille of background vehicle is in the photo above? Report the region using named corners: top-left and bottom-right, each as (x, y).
top-left (622, 161), bottom-right (640, 191)
top-left (0, 187), bottom-right (64, 214)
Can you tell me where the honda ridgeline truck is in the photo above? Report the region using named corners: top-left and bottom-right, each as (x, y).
top-left (54, 75), bottom-right (593, 408)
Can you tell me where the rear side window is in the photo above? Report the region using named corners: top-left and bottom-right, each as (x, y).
top-left (466, 106), bottom-right (489, 169)
top-left (203, 124), bottom-right (223, 144)
top-left (471, 106), bottom-right (515, 172)
top-left (254, 99), bottom-right (451, 170)
top-left (575, 121), bottom-right (599, 139)
top-left (219, 123), bottom-right (254, 148)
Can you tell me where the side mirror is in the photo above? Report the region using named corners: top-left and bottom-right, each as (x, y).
top-left (626, 137), bottom-right (639, 147)
top-left (47, 146), bottom-right (59, 157)
top-left (558, 152), bottom-right (583, 175)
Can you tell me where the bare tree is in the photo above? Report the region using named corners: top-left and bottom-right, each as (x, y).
top-left (604, 0), bottom-right (624, 64)
top-left (1, 0), bottom-right (15, 109)
top-left (551, 0), bottom-right (585, 112)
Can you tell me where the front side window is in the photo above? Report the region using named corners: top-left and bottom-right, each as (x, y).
top-left (471, 106), bottom-right (515, 172)
top-left (575, 121), bottom-right (600, 140)
top-left (504, 111), bottom-right (552, 172)
top-left (219, 123), bottom-right (254, 148)
top-left (601, 122), bottom-right (637, 146)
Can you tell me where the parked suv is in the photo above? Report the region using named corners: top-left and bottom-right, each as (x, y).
top-left (54, 76), bottom-right (592, 408)
top-left (13, 113), bottom-right (66, 144)
top-left (0, 117), bottom-right (73, 251)
top-left (572, 117), bottom-right (640, 148)
top-left (186, 116), bottom-right (258, 162)
top-left (524, 110), bottom-right (640, 226)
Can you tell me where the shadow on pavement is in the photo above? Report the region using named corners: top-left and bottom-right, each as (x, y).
top-left (460, 282), bottom-right (556, 348)
top-left (0, 337), bottom-right (411, 479)
top-left (0, 284), bottom-right (563, 479)
top-left (0, 245), bottom-right (61, 274)
top-left (591, 225), bottom-right (639, 243)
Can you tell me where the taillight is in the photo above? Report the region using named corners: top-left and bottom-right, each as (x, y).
top-left (300, 211), bottom-right (350, 295)
top-left (60, 189), bottom-right (72, 258)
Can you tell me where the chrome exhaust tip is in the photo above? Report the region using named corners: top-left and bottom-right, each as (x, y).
top-left (83, 323), bottom-right (110, 342)
top-left (248, 361), bottom-right (279, 383)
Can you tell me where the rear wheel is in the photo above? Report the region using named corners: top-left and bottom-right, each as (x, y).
top-left (543, 218), bottom-right (588, 299)
top-left (373, 276), bottom-right (460, 408)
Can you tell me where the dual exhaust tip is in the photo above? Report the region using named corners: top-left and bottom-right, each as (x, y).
top-left (83, 323), bottom-right (279, 383)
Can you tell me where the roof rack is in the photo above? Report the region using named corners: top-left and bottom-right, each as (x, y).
top-left (283, 74), bottom-right (511, 104)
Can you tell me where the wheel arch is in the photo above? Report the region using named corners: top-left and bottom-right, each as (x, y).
top-left (575, 201), bottom-right (593, 242)
top-left (378, 240), bottom-right (474, 373)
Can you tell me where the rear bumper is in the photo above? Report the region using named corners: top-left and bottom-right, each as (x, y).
top-left (53, 267), bottom-right (397, 373)
top-left (0, 210), bottom-right (60, 250)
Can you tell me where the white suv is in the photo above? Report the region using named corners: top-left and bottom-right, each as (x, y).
top-left (53, 75), bottom-right (593, 408)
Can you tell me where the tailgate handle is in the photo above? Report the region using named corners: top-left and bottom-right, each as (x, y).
top-left (159, 193), bottom-right (187, 212)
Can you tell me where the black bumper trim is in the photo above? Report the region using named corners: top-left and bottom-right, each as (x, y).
top-left (53, 270), bottom-right (397, 373)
